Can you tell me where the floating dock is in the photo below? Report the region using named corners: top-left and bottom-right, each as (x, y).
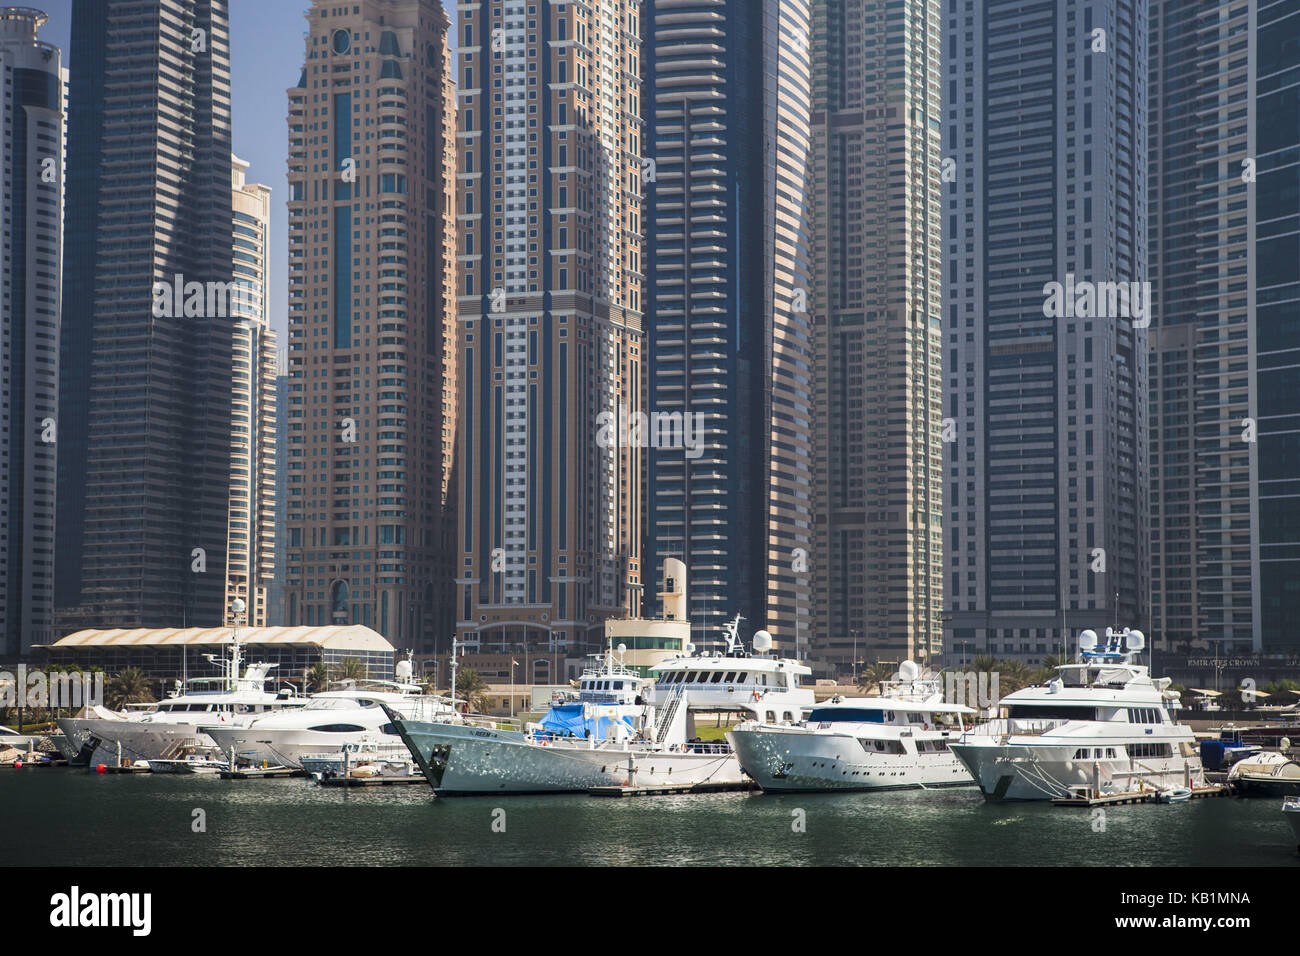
top-left (589, 780), bottom-right (755, 798)
top-left (318, 774), bottom-right (427, 787)
top-left (1051, 783), bottom-right (1228, 807)
top-left (219, 767), bottom-right (306, 780)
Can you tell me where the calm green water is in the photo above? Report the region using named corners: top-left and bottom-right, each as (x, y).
top-left (2, 769), bottom-right (1297, 867)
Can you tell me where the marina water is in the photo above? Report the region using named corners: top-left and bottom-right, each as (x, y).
top-left (3, 770), bottom-right (1297, 867)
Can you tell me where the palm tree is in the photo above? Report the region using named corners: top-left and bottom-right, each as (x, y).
top-left (995, 659), bottom-right (1035, 696)
top-left (305, 663), bottom-right (332, 692)
top-left (336, 658), bottom-right (367, 683)
top-left (105, 668), bottom-right (154, 710)
top-left (856, 663), bottom-right (890, 694)
top-left (453, 667), bottom-right (490, 713)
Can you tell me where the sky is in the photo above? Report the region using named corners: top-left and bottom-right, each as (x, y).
top-left (34, 0), bottom-right (412, 343)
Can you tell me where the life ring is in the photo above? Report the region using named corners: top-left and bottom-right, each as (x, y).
top-left (751, 690), bottom-right (761, 702)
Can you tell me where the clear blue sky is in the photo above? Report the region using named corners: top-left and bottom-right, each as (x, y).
top-left (36, 0), bottom-right (442, 342)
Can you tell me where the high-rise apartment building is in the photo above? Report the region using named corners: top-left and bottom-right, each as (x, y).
top-left (641, 0), bottom-right (815, 651)
top-left (57, 0), bottom-right (237, 629)
top-left (456, 0), bottom-right (644, 655)
top-left (0, 7), bottom-right (62, 654)
top-left (811, 0), bottom-right (944, 675)
top-left (227, 155), bottom-right (277, 627)
top-left (282, 0), bottom-right (458, 652)
top-left (943, 0), bottom-right (1148, 662)
top-left (1149, 0), bottom-right (1300, 656)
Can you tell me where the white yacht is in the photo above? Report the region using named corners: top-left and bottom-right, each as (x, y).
top-left (56, 641), bottom-right (305, 766)
top-left (387, 616), bottom-right (814, 795)
top-left (727, 661), bottom-right (976, 791)
top-left (949, 627), bottom-right (1205, 801)
top-left (204, 657), bottom-right (454, 770)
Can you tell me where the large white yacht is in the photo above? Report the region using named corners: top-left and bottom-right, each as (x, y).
top-left (387, 616), bottom-right (814, 795)
top-left (204, 657), bottom-right (454, 769)
top-left (56, 641), bottom-right (305, 766)
top-left (727, 661), bottom-right (976, 791)
top-left (949, 627), bottom-right (1205, 801)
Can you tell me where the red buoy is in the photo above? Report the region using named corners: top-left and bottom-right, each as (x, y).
top-left (12, 760), bottom-right (22, 769)
top-left (95, 763), bottom-right (107, 774)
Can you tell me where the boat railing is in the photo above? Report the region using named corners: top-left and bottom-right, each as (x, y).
top-left (961, 717), bottom-right (1073, 742)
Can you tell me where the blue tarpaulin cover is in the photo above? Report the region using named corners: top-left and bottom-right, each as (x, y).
top-left (535, 703), bottom-right (635, 741)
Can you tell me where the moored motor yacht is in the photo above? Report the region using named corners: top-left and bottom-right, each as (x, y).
top-left (56, 640), bottom-right (305, 766)
top-left (726, 661), bottom-right (976, 791)
top-left (388, 615), bottom-right (815, 795)
top-left (949, 627), bottom-right (1205, 801)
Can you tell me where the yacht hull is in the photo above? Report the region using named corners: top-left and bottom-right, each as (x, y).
top-left (204, 726), bottom-right (403, 770)
top-left (949, 739), bottom-right (1201, 801)
top-left (727, 727), bottom-right (973, 792)
top-left (394, 719), bottom-right (743, 794)
top-left (57, 717), bottom-right (219, 765)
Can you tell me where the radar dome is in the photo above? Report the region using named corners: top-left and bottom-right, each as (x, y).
top-left (395, 659), bottom-right (413, 681)
top-left (617, 643), bottom-right (627, 656)
top-left (1078, 629), bottom-right (1098, 653)
top-left (752, 630), bottom-right (773, 652)
top-left (1125, 629), bottom-right (1145, 653)
top-left (898, 660), bottom-right (921, 681)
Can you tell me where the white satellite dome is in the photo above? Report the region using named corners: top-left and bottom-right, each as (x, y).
top-left (617, 643), bottom-right (627, 655)
top-left (897, 660), bottom-right (921, 681)
top-left (1125, 629), bottom-right (1145, 653)
top-left (1078, 629), bottom-right (1098, 653)
top-left (752, 630), bottom-right (773, 653)
top-left (395, 658), bottom-right (414, 681)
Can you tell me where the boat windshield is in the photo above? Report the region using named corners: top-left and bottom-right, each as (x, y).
top-left (303, 697), bottom-right (367, 711)
top-left (1007, 704), bottom-right (1098, 721)
top-left (808, 707), bottom-right (886, 724)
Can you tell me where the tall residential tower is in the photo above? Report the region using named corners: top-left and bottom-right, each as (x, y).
top-left (642, 0), bottom-right (815, 651)
top-left (943, 0), bottom-right (1149, 662)
top-left (281, 0), bottom-right (458, 651)
top-left (227, 155), bottom-right (277, 627)
top-left (811, 0), bottom-right (944, 674)
top-left (456, 0), bottom-right (645, 656)
top-left (1149, 0), bottom-right (1300, 656)
top-left (57, 0), bottom-right (238, 629)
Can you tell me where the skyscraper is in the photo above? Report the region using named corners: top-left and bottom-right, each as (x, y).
top-left (227, 155), bottom-right (277, 627)
top-left (642, 0), bottom-right (814, 651)
top-left (57, 0), bottom-right (237, 629)
top-left (1149, 0), bottom-right (1300, 656)
top-left (456, 0), bottom-right (644, 655)
top-left (811, 0), bottom-right (944, 674)
top-left (0, 7), bottom-right (62, 655)
top-left (943, 0), bottom-right (1148, 662)
top-left (281, 0), bottom-right (458, 651)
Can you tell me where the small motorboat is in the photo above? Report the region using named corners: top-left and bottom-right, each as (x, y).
top-left (1228, 752), bottom-right (1300, 797)
top-left (1157, 786), bottom-right (1192, 803)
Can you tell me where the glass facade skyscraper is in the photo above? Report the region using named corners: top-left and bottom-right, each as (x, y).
top-left (943, 0), bottom-right (1149, 662)
top-left (642, 0), bottom-right (814, 651)
top-left (57, 0), bottom-right (238, 630)
top-left (0, 7), bottom-right (63, 654)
